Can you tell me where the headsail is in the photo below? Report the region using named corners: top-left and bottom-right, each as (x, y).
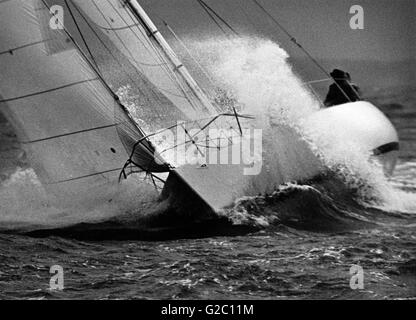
top-left (71, 0), bottom-right (217, 120)
top-left (0, 0), bottom-right (169, 205)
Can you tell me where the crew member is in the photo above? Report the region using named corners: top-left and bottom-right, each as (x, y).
top-left (324, 69), bottom-right (361, 107)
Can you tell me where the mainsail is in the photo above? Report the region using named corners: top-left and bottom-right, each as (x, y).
top-left (0, 0), bottom-right (169, 205)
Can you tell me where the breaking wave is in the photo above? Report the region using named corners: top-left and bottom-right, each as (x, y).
top-left (187, 36), bottom-right (416, 213)
top-left (0, 168), bottom-right (161, 231)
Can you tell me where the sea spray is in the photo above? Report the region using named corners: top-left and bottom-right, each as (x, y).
top-left (184, 36), bottom-right (416, 214)
top-left (183, 37), bottom-right (324, 193)
top-left (0, 168), bottom-right (160, 230)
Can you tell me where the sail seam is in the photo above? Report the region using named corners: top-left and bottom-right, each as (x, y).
top-left (0, 78), bottom-right (99, 103)
top-left (79, 20), bottom-right (140, 31)
top-left (47, 168), bottom-right (125, 184)
top-left (0, 39), bottom-right (52, 56)
top-left (92, 0), bottom-right (166, 68)
top-left (21, 123), bottom-right (122, 144)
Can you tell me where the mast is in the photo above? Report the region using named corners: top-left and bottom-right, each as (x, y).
top-left (125, 0), bottom-right (218, 115)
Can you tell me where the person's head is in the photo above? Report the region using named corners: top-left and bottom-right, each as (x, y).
top-left (330, 69), bottom-right (350, 81)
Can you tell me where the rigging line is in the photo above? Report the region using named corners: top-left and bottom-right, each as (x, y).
top-left (196, 0), bottom-right (229, 37)
top-left (20, 123), bottom-right (121, 144)
top-left (80, 20), bottom-right (140, 31)
top-left (197, 0), bottom-right (240, 36)
top-left (129, 112), bottom-right (245, 146)
top-left (0, 78), bottom-right (99, 103)
top-left (162, 19), bottom-right (217, 89)
top-left (304, 78), bottom-right (332, 84)
top-left (251, 0), bottom-right (354, 103)
top-left (301, 77), bottom-right (333, 102)
top-left (158, 134), bottom-right (240, 155)
top-left (40, 0), bottom-right (151, 153)
top-left (65, 0), bottom-right (99, 71)
top-left (156, 113), bottom-right (251, 155)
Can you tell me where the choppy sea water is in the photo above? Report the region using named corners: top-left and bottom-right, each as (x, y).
top-left (0, 87), bottom-right (415, 300)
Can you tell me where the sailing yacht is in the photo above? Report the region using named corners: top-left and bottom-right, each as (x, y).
top-left (0, 0), bottom-right (399, 220)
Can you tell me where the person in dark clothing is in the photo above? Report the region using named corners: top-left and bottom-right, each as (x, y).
top-left (324, 69), bottom-right (361, 107)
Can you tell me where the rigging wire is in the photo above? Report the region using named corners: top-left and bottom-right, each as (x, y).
top-left (196, 0), bottom-right (229, 37)
top-left (196, 0), bottom-right (239, 37)
top-left (64, 0), bottom-right (99, 71)
top-left (251, 0), bottom-right (357, 103)
top-left (161, 20), bottom-right (217, 89)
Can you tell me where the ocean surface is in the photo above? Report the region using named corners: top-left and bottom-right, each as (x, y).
top-left (0, 84), bottom-right (415, 300)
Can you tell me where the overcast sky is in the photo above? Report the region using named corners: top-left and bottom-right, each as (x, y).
top-left (141, 0), bottom-right (415, 62)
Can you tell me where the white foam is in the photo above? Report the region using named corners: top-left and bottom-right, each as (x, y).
top-left (186, 36), bottom-right (416, 213)
top-left (0, 168), bottom-right (160, 230)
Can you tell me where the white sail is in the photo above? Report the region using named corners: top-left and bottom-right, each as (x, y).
top-left (71, 0), bottom-right (215, 120)
top-left (0, 0), bottom-right (168, 205)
